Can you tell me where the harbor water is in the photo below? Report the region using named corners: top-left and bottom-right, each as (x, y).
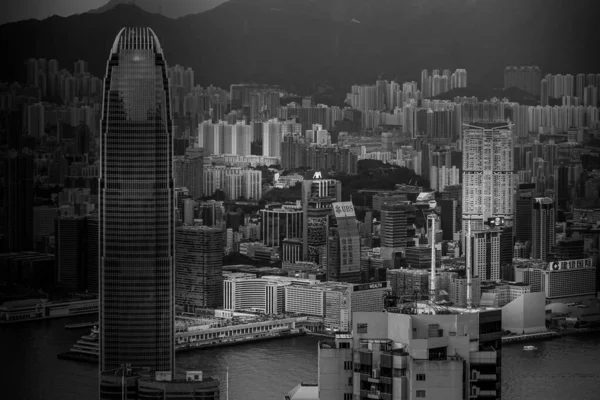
top-left (1, 315), bottom-right (600, 400)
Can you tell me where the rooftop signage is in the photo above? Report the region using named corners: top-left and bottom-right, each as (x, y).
top-left (548, 258), bottom-right (593, 271)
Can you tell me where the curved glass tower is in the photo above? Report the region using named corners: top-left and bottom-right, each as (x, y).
top-left (99, 27), bottom-right (175, 374)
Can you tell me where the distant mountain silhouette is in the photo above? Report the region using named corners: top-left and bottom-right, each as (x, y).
top-left (1, 0), bottom-right (599, 95)
top-left (90, 0), bottom-right (225, 19)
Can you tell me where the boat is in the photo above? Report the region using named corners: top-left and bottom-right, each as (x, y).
top-left (523, 345), bottom-right (538, 351)
top-left (57, 326), bottom-right (100, 362)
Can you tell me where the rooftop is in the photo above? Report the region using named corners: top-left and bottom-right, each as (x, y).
top-left (285, 383), bottom-right (319, 400)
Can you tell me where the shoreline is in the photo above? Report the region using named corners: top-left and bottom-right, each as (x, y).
top-left (502, 326), bottom-right (600, 345)
top-left (57, 331), bottom-right (307, 364)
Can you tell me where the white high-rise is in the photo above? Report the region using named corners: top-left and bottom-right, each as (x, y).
top-left (262, 118), bottom-right (301, 158)
top-left (462, 124), bottom-right (515, 233)
top-left (197, 120), bottom-right (252, 156)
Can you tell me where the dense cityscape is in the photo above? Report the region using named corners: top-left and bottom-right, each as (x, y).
top-left (1, 1), bottom-right (600, 400)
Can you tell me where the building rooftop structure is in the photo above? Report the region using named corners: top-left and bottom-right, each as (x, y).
top-left (285, 383), bottom-right (319, 400)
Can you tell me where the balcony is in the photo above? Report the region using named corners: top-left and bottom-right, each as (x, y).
top-left (470, 370), bottom-right (497, 382)
top-left (469, 387), bottom-right (497, 398)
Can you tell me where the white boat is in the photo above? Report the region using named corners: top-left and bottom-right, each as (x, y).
top-left (523, 345), bottom-right (537, 351)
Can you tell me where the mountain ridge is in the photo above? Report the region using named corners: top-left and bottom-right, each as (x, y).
top-left (89, 0), bottom-right (225, 19)
top-left (1, 0), bottom-right (598, 96)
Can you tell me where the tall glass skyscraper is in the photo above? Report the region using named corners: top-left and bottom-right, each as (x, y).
top-left (99, 27), bottom-right (175, 374)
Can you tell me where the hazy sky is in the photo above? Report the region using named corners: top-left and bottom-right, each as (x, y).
top-left (0, 0), bottom-right (107, 25)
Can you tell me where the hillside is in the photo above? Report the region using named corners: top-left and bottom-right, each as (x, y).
top-left (0, 0), bottom-right (598, 94)
top-left (89, 0), bottom-right (225, 19)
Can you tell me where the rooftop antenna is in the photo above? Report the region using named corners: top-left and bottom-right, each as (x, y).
top-left (466, 221), bottom-right (473, 309)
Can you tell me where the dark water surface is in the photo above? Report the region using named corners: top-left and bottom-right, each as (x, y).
top-left (2, 315), bottom-right (599, 400)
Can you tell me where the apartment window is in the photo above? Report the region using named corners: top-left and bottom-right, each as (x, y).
top-left (348, 377), bottom-right (353, 386)
top-left (416, 390), bottom-right (426, 398)
top-left (344, 361), bottom-right (353, 370)
top-left (357, 323), bottom-right (368, 333)
top-left (416, 373), bottom-right (426, 381)
top-left (344, 394), bottom-right (353, 400)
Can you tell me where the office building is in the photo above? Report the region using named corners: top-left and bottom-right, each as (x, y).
top-left (198, 200), bottom-right (224, 227)
top-left (310, 309), bottom-right (502, 400)
top-left (99, 28), bottom-right (175, 374)
top-left (531, 197), bottom-right (556, 261)
top-left (284, 281), bottom-right (390, 331)
top-left (379, 202), bottom-right (408, 265)
top-left (449, 276), bottom-right (482, 307)
top-left (480, 282), bottom-right (531, 308)
top-left (1, 151), bottom-right (33, 253)
top-left (100, 368), bottom-right (219, 400)
top-left (326, 202), bottom-right (362, 283)
top-left (223, 275), bottom-right (303, 314)
top-left (86, 213), bottom-right (99, 293)
top-left (462, 124), bottom-right (515, 233)
top-left (175, 225), bottom-right (224, 311)
top-left (514, 183), bottom-right (535, 247)
top-left (386, 268), bottom-right (430, 298)
top-left (55, 215), bottom-right (87, 292)
top-left (439, 199), bottom-right (459, 241)
top-left (260, 207), bottom-right (303, 248)
top-left (542, 258), bottom-right (596, 303)
top-left (404, 246), bottom-right (434, 270)
top-left (301, 174), bottom-right (342, 262)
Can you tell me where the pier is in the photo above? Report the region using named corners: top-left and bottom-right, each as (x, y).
top-left (501, 331), bottom-right (558, 343)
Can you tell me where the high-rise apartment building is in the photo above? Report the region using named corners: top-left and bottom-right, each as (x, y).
top-left (197, 120), bottom-right (252, 156)
top-left (504, 65), bottom-right (542, 95)
top-left (262, 118), bottom-right (302, 158)
top-left (531, 197), bottom-right (556, 261)
top-left (26, 102), bottom-right (44, 138)
top-left (462, 123), bottom-right (515, 233)
top-left (468, 229), bottom-right (502, 281)
top-left (173, 153), bottom-right (203, 199)
top-left (311, 309), bottom-right (502, 400)
top-left (99, 28), bottom-right (175, 374)
top-left (175, 225), bottom-right (224, 310)
top-left (203, 166), bottom-right (262, 200)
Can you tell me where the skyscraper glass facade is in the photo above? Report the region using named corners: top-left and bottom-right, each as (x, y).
top-left (99, 27), bottom-right (175, 373)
